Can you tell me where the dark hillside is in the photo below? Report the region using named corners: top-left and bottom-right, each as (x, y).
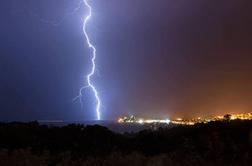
top-left (0, 120), bottom-right (251, 165)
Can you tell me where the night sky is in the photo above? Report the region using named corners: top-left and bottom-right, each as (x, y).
top-left (1, 0), bottom-right (252, 121)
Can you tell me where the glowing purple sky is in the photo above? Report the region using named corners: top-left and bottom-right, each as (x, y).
top-left (1, 0), bottom-right (252, 121)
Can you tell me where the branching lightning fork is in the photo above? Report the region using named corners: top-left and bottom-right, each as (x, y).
top-left (78, 0), bottom-right (101, 120)
top-left (32, 0), bottom-right (101, 120)
top-left (30, 0), bottom-right (83, 26)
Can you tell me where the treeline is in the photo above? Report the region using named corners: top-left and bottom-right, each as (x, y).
top-left (0, 120), bottom-right (251, 165)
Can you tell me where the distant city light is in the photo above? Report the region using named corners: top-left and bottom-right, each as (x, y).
top-left (117, 115), bottom-right (170, 124)
top-left (117, 113), bottom-right (252, 126)
top-left (137, 119), bottom-right (144, 124)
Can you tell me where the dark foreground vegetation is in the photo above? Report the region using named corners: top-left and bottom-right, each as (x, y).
top-left (0, 120), bottom-right (252, 166)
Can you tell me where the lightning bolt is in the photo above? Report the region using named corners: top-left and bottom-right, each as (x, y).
top-left (30, 0), bottom-right (101, 120)
top-left (78, 0), bottom-right (101, 120)
top-left (30, 0), bottom-right (83, 26)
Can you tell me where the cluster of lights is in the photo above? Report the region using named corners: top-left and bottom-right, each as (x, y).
top-left (117, 113), bottom-right (252, 126)
top-left (117, 116), bottom-right (170, 124)
top-left (170, 113), bottom-right (252, 125)
top-left (228, 113), bottom-right (252, 120)
top-left (171, 119), bottom-right (195, 126)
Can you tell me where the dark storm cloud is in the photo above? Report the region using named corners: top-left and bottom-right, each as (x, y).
top-left (0, 0), bottom-right (252, 120)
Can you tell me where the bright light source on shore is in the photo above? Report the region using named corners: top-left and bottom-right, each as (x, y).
top-left (138, 119), bottom-right (144, 124)
top-left (165, 119), bottom-right (170, 124)
top-left (117, 118), bottom-right (124, 123)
